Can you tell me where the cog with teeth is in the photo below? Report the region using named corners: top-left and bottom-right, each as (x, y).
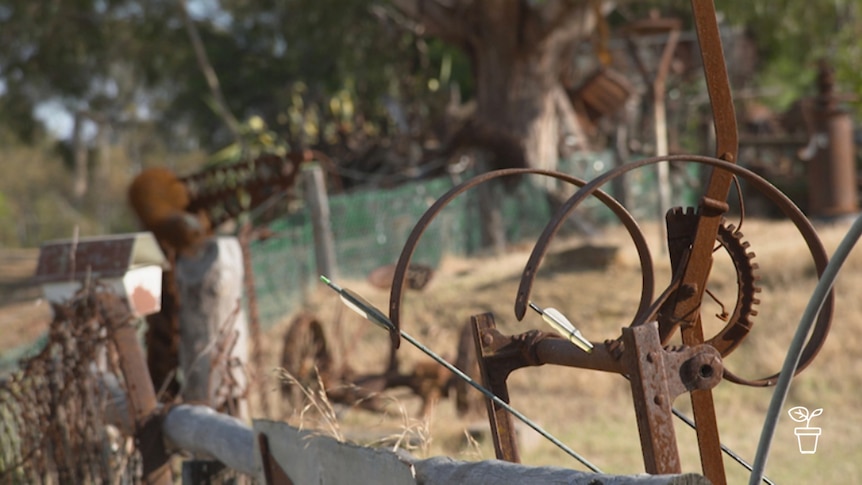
top-left (663, 207), bottom-right (762, 384)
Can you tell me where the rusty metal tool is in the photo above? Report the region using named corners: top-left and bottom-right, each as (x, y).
top-left (621, 321), bottom-right (723, 475)
top-left (470, 314), bottom-right (722, 464)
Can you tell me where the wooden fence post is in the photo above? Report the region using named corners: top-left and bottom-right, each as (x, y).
top-left (303, 164), bottom-right (338, 280)
top-left (103, 295), bottom-right (172, 485)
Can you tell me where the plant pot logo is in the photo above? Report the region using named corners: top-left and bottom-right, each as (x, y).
top-left (788, 406), bottom-right (823, 454)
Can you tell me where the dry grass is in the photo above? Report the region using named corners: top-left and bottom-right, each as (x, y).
top-left (3, 216), bottom-right (857, 481)
top-left (258, 217), bottom-right (862, 483)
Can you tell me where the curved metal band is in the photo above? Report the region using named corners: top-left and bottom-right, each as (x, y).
top-left (388, 168), bottom-right (655, 356)
top-left (516, 154), bottom-right (832, 386)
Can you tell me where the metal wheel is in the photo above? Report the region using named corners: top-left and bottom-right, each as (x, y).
top-left (663, 207), bottom-right (761, 357)
top-left (280, 313), bottom-right (333, 409)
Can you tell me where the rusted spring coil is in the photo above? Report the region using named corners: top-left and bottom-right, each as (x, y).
top-left (515, 154), bottom-right (832, 387)
top-left (388, 168), bottom-right (656, 354)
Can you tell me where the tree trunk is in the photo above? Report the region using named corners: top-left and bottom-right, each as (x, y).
top-left (466, 2), bottom-right (596, 173)
top-left (473, 48), bottom-right (559, 174)
top-left (466, 3), bottom-right (597, 243)
top-left (475, 174), bottom-right (506, 254)
top-left (396, 0), bottom-right (598, 173)
top-left (393, 0), bottom-right (601, 247)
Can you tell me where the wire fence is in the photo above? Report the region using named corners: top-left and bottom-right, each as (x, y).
top-left (250, 151), bottom-right (699, 328)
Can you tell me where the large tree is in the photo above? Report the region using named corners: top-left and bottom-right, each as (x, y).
top-left (391, 0), bottom-right (605, 173)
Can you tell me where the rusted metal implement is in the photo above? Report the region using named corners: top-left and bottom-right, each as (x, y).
top-left (279, 312), bottom-right (459, 418)
top-left (181, 150), bottom-right (340, 231)
top-left (128, 149), bottom-right (338, 404)
top-left (386, 1), bottom-right (833, 483)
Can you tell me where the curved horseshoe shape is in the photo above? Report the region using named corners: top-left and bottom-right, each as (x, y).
top-left (516, 154), bottom-right (832, 386)
top-left (388, 168), bottom-right (655, 361)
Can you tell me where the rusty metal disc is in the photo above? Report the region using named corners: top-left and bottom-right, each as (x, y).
top-left (663, 207), bottom-right (761, 357)
top-left (280, 313), bottom-right (333, 409)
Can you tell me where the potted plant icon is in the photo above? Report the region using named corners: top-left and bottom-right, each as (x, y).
top-left (788, 406), bottom-right (823, 454)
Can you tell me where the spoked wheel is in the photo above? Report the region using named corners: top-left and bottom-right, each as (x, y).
top-left (280, 313), bottom-right (333, 410)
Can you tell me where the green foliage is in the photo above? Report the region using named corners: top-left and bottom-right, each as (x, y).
top-left (6, 0), bottom-right (861, 247)
top-left (208, 115), bottom-right (291, 165)
top-left (720, 1), bottom-right (862, 109)
top-left (169, 0), bottom-right (466, 153)
top-left (613, 1), bottom-right (862, 112)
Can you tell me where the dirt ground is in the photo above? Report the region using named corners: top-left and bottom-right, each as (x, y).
top-left (3, 217), bottom-right (862, 482)
top-left (0, 248), bottom-right (51, 363)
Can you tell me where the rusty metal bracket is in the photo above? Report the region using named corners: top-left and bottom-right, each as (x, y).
top-left (622, 322), bottom-right (722, 475)
top-left (470, 313), bottom-right (613, 463)
top-left (471, 313), bottom-right (523, 463)
top-left (472, 314), bottom-right (724, 475)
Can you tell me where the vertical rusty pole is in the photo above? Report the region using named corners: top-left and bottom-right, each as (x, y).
top-left (809, 61), bottom-right (858, 218)
top-left (671, 2), bottom-right (737, 482)
top-left (471, 314), bottom-right (521, 463)
top-left (104, 295), bottom-right (172, 485)
top-left (622, 322), bottom-right (681, 475)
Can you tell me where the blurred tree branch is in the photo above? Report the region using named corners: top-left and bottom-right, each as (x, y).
top-left (177, 0), bottom-right (242, 142)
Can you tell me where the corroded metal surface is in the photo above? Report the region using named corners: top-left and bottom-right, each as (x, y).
top-left (382, 1), bottom-right (835, 483)
top-left (279, 312), bottom-right (458, 418)
top-left (182, 150), bottom-right (339, 229)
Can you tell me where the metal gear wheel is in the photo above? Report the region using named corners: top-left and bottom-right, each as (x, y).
top-left (663, 207), bottom-right (761, 359)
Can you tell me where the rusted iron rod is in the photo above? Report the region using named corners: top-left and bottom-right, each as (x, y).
top-left (530, 338), bottom-right (622, 374)
top-left (472, 314), bottom-right (522, 463)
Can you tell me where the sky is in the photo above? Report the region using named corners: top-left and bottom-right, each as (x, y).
top-left (28, 0), bottom-right (227, 141)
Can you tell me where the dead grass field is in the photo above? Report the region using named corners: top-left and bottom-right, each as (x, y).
top-left (2, 217), bottom-right (861, 483)
top-left (260, 217), bottom-right (862, 484)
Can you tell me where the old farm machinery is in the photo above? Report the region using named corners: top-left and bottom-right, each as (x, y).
top-left (381, 1), bottom-right (834, 484)
top-left (261, 1), bottom-right (833, 483)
